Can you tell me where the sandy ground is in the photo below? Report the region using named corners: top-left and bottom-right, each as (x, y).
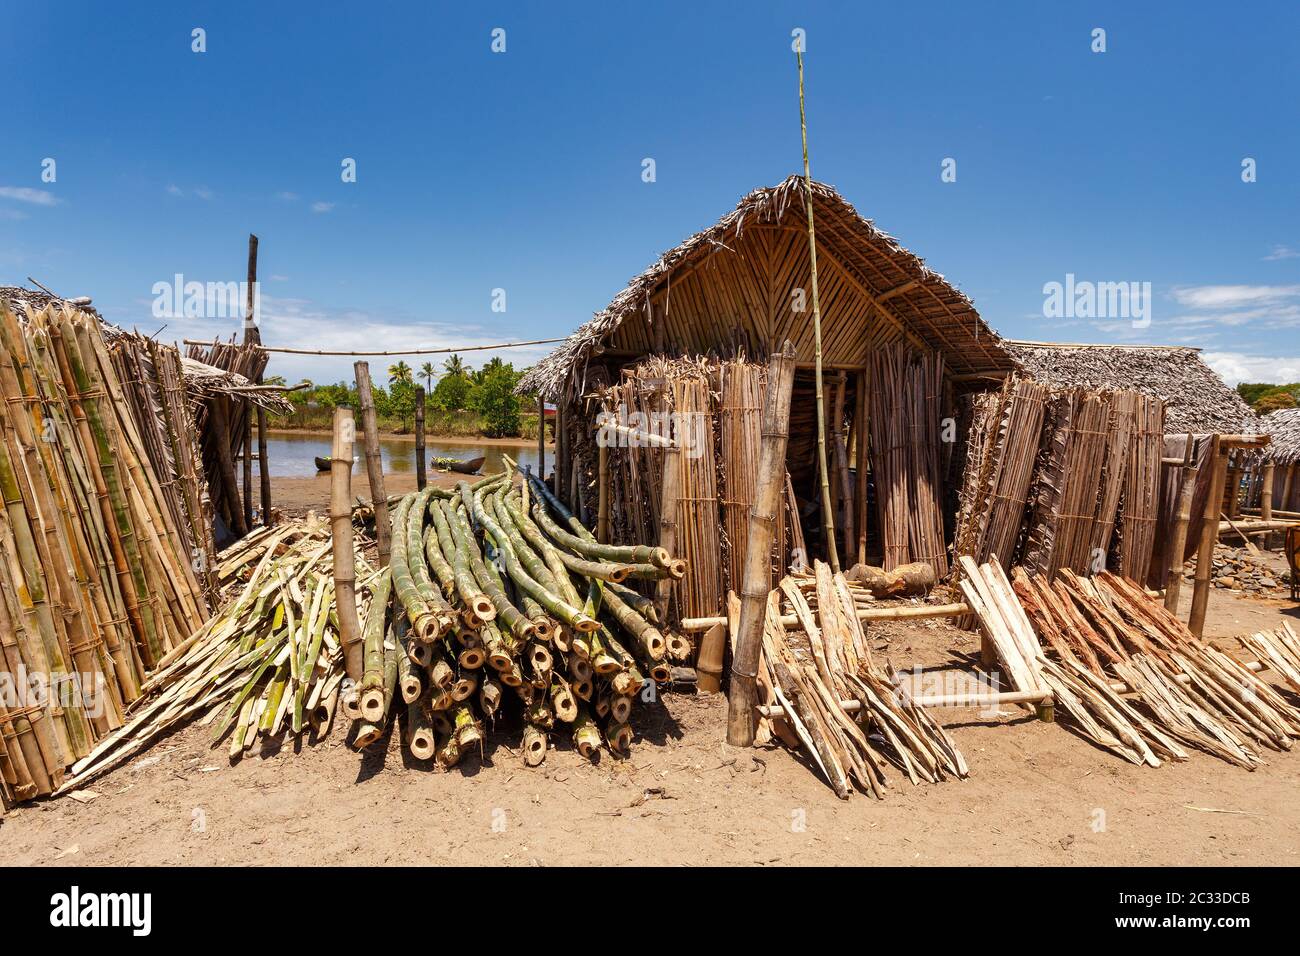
top-left (2, 583), bottom-right (1297, 866)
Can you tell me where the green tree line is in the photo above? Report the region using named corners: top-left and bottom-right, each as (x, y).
top-left (1237, 381), bottom-right (1300, 414)
top-left (271, 354), bottom-right (538, 438)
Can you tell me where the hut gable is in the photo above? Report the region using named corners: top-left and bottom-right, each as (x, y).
top-left (519, 176), bottom-right (1012, 399)
top-left (1005, 341), bottom-right (1257, 434)
top-left (1263, 407), bottom-right (1300, 465)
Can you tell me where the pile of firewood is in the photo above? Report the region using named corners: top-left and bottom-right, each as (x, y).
top-left (959, 555), bottom-right (1300, 768)
top-left (757, 563), bottom-right (968, 799)
top-left (349, 469), bottom-right (688, 768)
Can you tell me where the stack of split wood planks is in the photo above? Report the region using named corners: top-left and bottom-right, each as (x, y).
top-left (959, 555), bottom-right (1300, 768)
top-left (757, 562), bottom-right (968, 799)
top-left (954, 376), bottom-right (1166, 585)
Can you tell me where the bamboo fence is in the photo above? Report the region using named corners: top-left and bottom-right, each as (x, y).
top-left (0, 303), bottom-right (209, 806)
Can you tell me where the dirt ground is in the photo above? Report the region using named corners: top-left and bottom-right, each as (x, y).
top-left (2, 581), bottom-right (1297, 867)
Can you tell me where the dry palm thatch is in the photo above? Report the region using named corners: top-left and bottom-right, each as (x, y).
top-left (1006, 341), bottom-right (1255, 435)
top-left (1262, 408), bottom-right (1300, 466)
top-left (518, 176), bottom-right (1012, 402)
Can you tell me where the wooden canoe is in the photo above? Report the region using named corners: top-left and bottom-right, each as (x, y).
top-left (433, 455), bottom-right (485, 475)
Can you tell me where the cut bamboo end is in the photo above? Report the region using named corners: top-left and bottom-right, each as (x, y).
top-left (400, 675), bottom-right (423, 705)
top-left (529, 643), bottom-right (554, 673)
top-left (649, 547), bottom-right (672, 569)
top-left (408, 727), bottom-right (436, 760)
top-left (667, 559), bottom-right (688, 580)
top-left (360, 689), bottom-right (387, 722)
top-left (458, 647), bottom-right (486, 670)
top-left (430, 660), bottom-right (454, 689)
top-left (648, 662), bottom-right (673, 684)
top-left (604, 722), bottom-right (632, 754)
top-left (522, 725), bottom-right (547, 766)
top-left (353, 725), bottom-right (383, 749)
top-left (487, 651), bottom-right (514, 672)
top-left (572, 677), bottom-right (594, 700)
top-left (451, 677), bottom-right (477, 702)
top-left (340, 690), bottom-right (362, 721)
top-left (573, 615), bottom-right (600, 634)
top-left (610, 696), bottom-right (634, 724)
top-left (472, 597), bottom-right (496, 623)
top-left (530, 616), bottom-right (555, 642)
top-left (592, 653), bottom-right (622, 675)
top-left (408, 641), bottom-right (433, 667)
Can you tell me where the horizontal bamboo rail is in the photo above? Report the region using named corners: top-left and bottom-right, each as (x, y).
top-left (680, 601), bottom-right (969, 632)
top-left (183, 338), bottom-right (566, 357)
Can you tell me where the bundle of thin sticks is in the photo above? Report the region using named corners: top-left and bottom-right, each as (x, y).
top-left (759, 562), bottom-right (968, 799)
top-left (350, 467), bottom-right (688, 769)
top-left (52, 519), bottom-right (370, 791)
top-left (106, 330), bottom-right (217, 603)
top-left (959, 555), bottom-right (1300, 769)
top-left (0, 303), bottom-right (209, 806)
top-left (1117, 394), bottom-right (1164, 579)
top-left (952, 376), bottom-right (1050, 569)
top-left (868, 345), bottom-right (948, 575)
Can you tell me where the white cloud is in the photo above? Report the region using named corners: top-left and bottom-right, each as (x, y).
top-left (276, 191), bottom-right (300, 201)
top-left (1204, 351), bottom-right (1300, 386)
top-left (1263, 245), bottom-right (1300, 261)
top-left (194, 186), bottom-right (214, 201)
top-left (156, 294), bottom-right (553, 386)
top-left (0, 186), bottom-right (60, 206)
top-left (310, 201), bottom-right (335, 213)
top-left (1170, 284), bottom-right (1300, 310)
top-left (165, 184), bottom-right (184, 197)
top-left (269, 274), bottom-right (290, 282)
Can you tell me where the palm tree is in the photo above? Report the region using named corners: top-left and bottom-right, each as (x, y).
top-left (387, 361), bottom-right (413, 385)
top-left (419, 362), bottom-right (435, 391)
top-left (443, 354), bottom-right (466, 378)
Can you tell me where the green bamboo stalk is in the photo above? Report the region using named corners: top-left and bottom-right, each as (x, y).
top-left (358, 568), bottom-right (392, 720)
top-left (389, 495), bottom-right (439, 642)
top-left (443, 500), bottom-right (530, 642)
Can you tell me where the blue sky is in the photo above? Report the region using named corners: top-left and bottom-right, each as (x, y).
top-left (2, 1), bottom-right (1298, 387)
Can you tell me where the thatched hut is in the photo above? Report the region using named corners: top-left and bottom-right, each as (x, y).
top-left (519, 177), bottom-right (1018, 616)
top-left (1004, 341), bottom-right (1257, 435)
top-left (1261, 408), bottom-right (1300, 513)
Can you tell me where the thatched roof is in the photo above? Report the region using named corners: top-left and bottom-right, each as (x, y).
top-left (1006, 341), bottom-right (1257, 434)
top-left (1262, 408), bottom-right (1300, 465)
top-left (1, 287), bottom-right (289, 412)
top-left (519, 176), bottom-right (1012, 399)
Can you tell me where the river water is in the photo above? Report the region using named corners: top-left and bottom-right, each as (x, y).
top-left (262, 432), bottom-right (542, 478)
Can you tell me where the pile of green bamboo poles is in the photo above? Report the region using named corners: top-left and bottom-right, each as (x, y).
top-left (0, 303), bottom-right (209, 807)
top-left (351, 466), bottom-right (689, 769)
top-left (57, 518), bottom-right (377, 790)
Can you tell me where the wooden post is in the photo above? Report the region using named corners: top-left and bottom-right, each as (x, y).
top-left (1226, 457), bottom-right (1242, 519)
top-left (831, 373), bottom-right (854, 563)
top-left (596, 442), bottom-right (609, 542)
top-left (1281, 462), bottom-right (1296, 514)
top-left (536, 394), bottom-right (547, 482)
top-left (331, 408), bottom-right (364, 686)
top-left (414, 386), bottom-right (426, 491)
top-left (653, 438), bottom-right (682, 625)
top-left (854, 368), bottom-right (868, 564)
top-left (555, 402), bottom-right (568, 499)
top-left (241, 233), bottom-right (259, 529)
top-left (353, 361), bottom-right (391, 565)
top-left (1188, 435), bottom-right (1225, 637)
top-left (209, 397), bottom-right (247, 537)
top-left (726, 342), bottom-right (798, 746)
top-left (1163, 436), bottom-right (1198, 612)
top-left (1260, 460), bottom-right (1275, 522)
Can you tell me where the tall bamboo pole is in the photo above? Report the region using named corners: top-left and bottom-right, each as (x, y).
top-left (331, 408), bottom-right (365, 684)
top-left (1189, 435), bottom-right (1225, 636)
top-left (796, 48), bottom-right (839, 572)
top-left (597, 442), bottom-right (610, 543)
top-left (353, 361), bottom-right (391, 565)
top-left (415, 386), bottom-right (427, 491)
top-left (854, 367), bottom-right (869, 564)
top-left (727, 342), bottom-right (798, 746)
